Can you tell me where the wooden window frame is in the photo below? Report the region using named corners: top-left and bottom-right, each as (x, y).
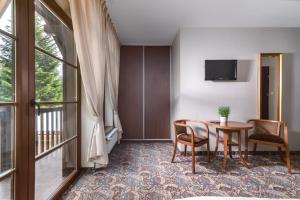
top-left (34, 1), bottom-right (81, 199)
top-left (12, 0), bottom-right (81, 199)
top-left (0, 0), bottom-right (22, 199)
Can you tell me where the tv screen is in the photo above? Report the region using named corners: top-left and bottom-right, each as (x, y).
top-left (205, 60), bottom-right (237, 80)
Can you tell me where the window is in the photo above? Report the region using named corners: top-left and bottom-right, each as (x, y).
top-left (0, 0), bottom-right (16, 199)
top-left (0, 1), bottom-right (80, 199)
top-left (34, 1), bottom-right (79, 199)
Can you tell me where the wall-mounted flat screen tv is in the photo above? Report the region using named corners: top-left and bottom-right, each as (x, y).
top-left (205, 60), bottom-right (237, 80)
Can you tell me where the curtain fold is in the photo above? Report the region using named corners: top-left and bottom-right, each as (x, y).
top-left (0, 0), bottom-right (11, 17)
top-left (105, 20), bottom-right (123, 141)
top-left (69, 0), bottom-right (108, 165)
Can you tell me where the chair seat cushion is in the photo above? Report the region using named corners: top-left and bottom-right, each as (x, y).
top-left (177, 134), bottom-right (207, 143)
top-left (249, 133), bottom-right (284, 144)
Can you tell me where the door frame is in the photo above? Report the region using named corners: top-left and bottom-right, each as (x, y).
top-left (257, 53), bottom-right (283, 121)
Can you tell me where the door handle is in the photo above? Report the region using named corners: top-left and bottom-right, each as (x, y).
top-left (31, 99), bottom-right (41, 116)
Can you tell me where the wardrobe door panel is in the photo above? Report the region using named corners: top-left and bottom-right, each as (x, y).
top-left (144, 46), bottom-right (170, 139)
top-left (119, 46), bottom-right (143, 139)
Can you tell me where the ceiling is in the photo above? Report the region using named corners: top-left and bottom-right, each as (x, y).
top-left (106, 0), bottom-right (300, 45)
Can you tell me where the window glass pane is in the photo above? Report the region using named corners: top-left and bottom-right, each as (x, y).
top-left (35, 0), bottom-right (76, 66)
top-left (35, 140), bottom-right (76, 200)
top-left (0, 175), bottom-right (13, 200)
top-left (0, 106), bottom-right (14, 173)
top-left (35, 103), bottom-right (77, 155)
top-left (0, 34), bottom-right (15, 102)
top-left (35, 50), bottom-right (77, 102)
top-left (0, 0), bottom-right (14, 34)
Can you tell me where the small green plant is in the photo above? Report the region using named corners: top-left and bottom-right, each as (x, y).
top-left (218, 106), bottom-right (230, 118)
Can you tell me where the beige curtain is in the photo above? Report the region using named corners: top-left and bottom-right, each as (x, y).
top-left (0, 0), bottom-right (11, 17)
top-left (69, 0), bottom-right (108, 165)
top-left (105, 19), bottom-right (123, 141)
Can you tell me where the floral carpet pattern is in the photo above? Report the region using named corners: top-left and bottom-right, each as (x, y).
top-left (62, 142), bottom-right (300, 199)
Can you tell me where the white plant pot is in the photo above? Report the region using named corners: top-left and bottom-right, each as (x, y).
top-left (220, 116), bottom-right (227, 124)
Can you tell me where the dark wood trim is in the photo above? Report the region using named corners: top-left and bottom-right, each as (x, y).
top-left (0, 168), bottom-right (16, 182)
top-left (36, 1), bottom-right (82, 198)
top-left (27, 0), bottom-right (36, 198)
top-left (37, 101), bottom-right (79, 105)
top-left (0, 102), bottom-right (18, 106)
top-left (35, 136), bottom-right (78, 161)
top-left (5, 0), bottom-right (80, 199)
top-left (0, 29), bottom-right (17, 40)
top-left (40, 0), bottom-right (73, 30)
top-left (261, 53), bottom-right (283, 57)
top-left (48, 170), bottom-right (79, 200)
top-left (14, 0), bottom-right (35, 199)
top-left (10, 1), bottom-right (80, 199)
top-left (36, 47), bottom-right (78, 69)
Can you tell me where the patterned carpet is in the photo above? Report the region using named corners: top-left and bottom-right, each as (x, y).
top-left (62, 142), bottom-right (300, 199)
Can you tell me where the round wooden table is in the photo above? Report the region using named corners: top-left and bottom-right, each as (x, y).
top-left (206, 121), bottom-right (253, 170)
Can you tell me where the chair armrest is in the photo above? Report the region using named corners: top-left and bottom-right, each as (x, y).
top-left (174, 122), bottom-right (195, 139)
top-left (174, 122), bottom-right (190, 128)
top-left (188, 120), bottom-right (210, 139)
top-left (174, 122), bottom-right (193, 132)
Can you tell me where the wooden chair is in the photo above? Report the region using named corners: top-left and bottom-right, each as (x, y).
top-left (171, 119), bottom-right (210, 174)
top-left (247, 119), bottom-right (291, 173)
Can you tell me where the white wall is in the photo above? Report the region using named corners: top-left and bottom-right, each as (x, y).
top-left (171, 28), bottom-right (300, 151)
top-left (171, 31), bottom-right (181, 139)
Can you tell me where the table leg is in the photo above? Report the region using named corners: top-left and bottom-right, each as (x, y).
top-left (214, 128), bottom-right (219, 158)
top-left (238, 131), bottom-right (248, 167)
top-left (223, 132), bottom-right (228, 170)
top-left (244, 129), bottom-right (248, 161)
top-left (229, 134), bottom-right (233, 159)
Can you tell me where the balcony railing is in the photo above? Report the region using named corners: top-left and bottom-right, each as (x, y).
top-left (0, 107), bottom-right (13, 173)
top-left (35, 106), bottom-right (63, 156)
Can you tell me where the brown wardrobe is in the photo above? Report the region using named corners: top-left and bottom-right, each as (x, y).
top-left (119, 46), bottom-right (170, 140)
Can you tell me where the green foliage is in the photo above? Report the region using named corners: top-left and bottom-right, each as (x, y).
top-left (35, 14), bottom-right (63, 102)
top-left (218, 106), bottom-right (230, 117)
top-left (0, 14), bottom-right (63, 102)
top-left (0, 26), bottom-right (14, 102)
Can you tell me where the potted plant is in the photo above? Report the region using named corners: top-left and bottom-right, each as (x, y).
top-left (218, 106), bottom-right (230, 124)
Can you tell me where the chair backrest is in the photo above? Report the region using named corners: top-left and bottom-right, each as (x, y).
top-left (174, 119), bottom-right (188, 135)
top-left (248, 119), bottom-right (282, 136)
